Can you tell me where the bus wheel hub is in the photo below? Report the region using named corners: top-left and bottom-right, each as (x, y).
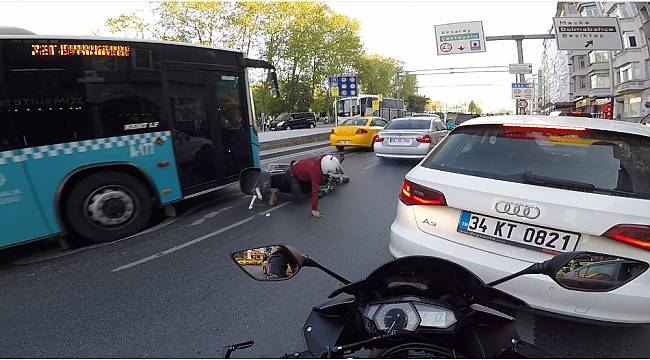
top-left (87, 187), bottom-right (135, 227)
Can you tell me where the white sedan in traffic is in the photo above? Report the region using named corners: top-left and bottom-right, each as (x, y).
top-left (390, 115), bottom-right (650, 324)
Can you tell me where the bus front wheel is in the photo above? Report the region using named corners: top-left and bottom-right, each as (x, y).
top-left (64, 171), bottom-right (153, 244)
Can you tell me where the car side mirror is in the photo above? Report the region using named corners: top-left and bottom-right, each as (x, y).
top-left (231, 245), bottom-right (306, 281)
top-left (543, 252), bottom-right (648, 292)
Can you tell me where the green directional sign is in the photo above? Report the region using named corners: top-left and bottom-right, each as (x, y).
top-left (434, 21), bottom-right (486, 55)
top-left (440, 33), bottom-right (480, 42)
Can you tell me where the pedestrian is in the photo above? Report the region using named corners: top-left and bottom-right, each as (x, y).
top-left (286, 155), bottom-right (343, 218)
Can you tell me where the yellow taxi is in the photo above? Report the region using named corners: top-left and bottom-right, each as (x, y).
top-left (329, 116), bottom-right (388, 151)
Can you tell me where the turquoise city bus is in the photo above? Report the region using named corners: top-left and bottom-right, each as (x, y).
top-left (0, 34), bottom-right (277, 247)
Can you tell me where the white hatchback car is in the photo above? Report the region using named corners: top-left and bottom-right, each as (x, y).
top-left (389, 115), bottom-right (650, 324)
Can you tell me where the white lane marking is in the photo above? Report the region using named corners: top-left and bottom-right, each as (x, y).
top-left (111, 202), bottom-right (290, 272)
top-left (258, 201), bottom-right (290, 216)
top-left (190, 206), bottom-right (233, 226)
top-left (363, 161), bottom-right (381, 170)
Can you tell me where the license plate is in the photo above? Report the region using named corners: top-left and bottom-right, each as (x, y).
top-left (389, 138), bottom-right (411, 145)
top-left (338, 140), bottom-right (351, 145)
top-left (457, 211), bottom-right (580, 253)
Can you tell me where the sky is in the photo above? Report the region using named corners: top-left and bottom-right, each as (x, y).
top-left (0, 0), bottom-right (559, 112)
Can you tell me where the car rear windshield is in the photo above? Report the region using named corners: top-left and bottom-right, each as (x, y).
top-left (384, 119), bottom-right (431, 130)
top-left (422, 124), bottom-right (650, 200)
top-left (340, 118), bottom-right (368, 126)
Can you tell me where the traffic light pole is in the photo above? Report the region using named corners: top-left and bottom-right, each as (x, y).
top-left (485, 34), bottom-right (555, 115)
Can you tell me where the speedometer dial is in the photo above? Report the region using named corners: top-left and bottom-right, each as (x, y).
top-left (373, 303), bottom-right (420, 333)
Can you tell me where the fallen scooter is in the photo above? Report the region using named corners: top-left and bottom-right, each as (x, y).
top-left (239, 154), bottom-right (349, 209)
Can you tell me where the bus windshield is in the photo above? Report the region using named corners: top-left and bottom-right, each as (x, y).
top-left (337, 98), bottom-right (359, 117)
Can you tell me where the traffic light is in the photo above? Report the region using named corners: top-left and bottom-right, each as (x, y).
top-left (603, 102), bottom-right (613, 120)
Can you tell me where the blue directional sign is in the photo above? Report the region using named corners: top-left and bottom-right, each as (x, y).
top-left (329, 76), bottom-right (358, 97)
top-left (511, 82), bottom-right (534, 100)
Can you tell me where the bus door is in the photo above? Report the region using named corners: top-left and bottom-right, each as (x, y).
top-left (214, 73), bottom-right (252, 180)
top-left (166, 68), bottom-right (221, 191)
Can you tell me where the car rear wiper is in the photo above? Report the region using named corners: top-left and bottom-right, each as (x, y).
top-left (522, 172), bottom-right (595, 191)
top-left (522, 172), bottom-right (649, 199)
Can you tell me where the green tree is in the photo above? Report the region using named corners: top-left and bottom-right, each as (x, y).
top-left (105, 13), bottom-right (148, 39)
top-left (468, 100), bottom-right (482, 114)
top-left (399, 75), bottom-right (417, 101)
top-left (355, 55), bottom-right (417, 101)
top-left (407, 94), bottom-right (430, 113)
top-left (355, 54), bottom-right (401, 95)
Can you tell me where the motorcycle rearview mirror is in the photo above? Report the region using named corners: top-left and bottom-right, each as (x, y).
top-left (488, 252), bottom-right (649, 292)
top-left (231, 245), bottom-right (351, 284)
top-left (232, 245), bottom-right (304, 281)
top-left (551, 252), bottom-right (648, 292)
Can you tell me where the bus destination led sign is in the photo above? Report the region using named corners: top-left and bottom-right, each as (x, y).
top-left (31, 44), bottom-right (130, 57)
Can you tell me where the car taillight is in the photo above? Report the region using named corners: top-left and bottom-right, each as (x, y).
top-left (416, 135), bottom-right (432, 143)
top-left (603, 225), bottom-right (650, 251)
top-left (374, 136), bottom-right (384, 142)
top-left (356, 128), bottom-right (368, 135)
top-left (399, 179), bottom-right (446, 206)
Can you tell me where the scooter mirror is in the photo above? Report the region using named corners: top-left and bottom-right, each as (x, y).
top-left (232, 245), bottom-right (302, 281)
top-left (550, 252), bottom-right (648, 292)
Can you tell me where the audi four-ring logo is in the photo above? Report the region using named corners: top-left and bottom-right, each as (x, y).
top-left (495, 201), bottom-right (540, 219)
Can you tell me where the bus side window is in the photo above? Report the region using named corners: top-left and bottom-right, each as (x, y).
top-left (0, 111), bottom-right (19, 151)
top-left (99, 96), bottom-right (162, 137)
top-left (5, 59), bottom-right (94, 147)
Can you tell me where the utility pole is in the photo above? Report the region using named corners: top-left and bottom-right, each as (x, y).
top-left (395, 73), bottom-right (400, 100)
top-left (486, 34), bottom-right (555, 115)
top-left (607, 50), bottom-right (615, 118)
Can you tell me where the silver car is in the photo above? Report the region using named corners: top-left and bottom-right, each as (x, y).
top-left (374, 117), bottom-right (448, 159)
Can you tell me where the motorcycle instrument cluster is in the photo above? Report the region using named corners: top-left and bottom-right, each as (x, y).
top-left (363, 302), bottom-right (457, 334)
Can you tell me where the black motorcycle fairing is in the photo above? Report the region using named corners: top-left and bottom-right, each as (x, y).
top-left (328, 256), bottom-right (528, 318)
top-left (303, 309), bottom-right (348, 354)
top-left (455, 316), bottom-right (521, 358)
top-left (312, 294), bottom-right (357, 315)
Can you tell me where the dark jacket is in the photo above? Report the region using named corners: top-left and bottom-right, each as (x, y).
top-left (267, 253), bottom-right (289, 278)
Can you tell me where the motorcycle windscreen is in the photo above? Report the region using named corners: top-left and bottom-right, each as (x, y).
top-left (329, 256), bottom-right (528, 317)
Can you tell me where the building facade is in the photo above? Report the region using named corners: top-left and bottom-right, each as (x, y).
top-left (554, 2), bottom-right (650, 122)
top-left (539, 2), bottom-right (574, 114)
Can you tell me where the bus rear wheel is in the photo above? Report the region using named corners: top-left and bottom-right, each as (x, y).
top-left (64, 171), bottom-right (153, 244)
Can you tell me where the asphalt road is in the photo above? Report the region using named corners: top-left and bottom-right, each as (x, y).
top-left (0, 147), bottom-right (648, 358)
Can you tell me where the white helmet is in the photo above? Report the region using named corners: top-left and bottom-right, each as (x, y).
top-left (320, 155), bottom-right (343, 176)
